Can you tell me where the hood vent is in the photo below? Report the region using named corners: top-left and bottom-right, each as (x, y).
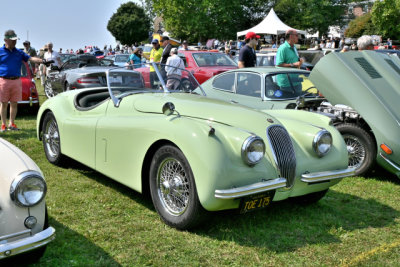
top-left (355, 57), bottom-right (382, 79)
top-left (385, 59), bottom-right (400, 76)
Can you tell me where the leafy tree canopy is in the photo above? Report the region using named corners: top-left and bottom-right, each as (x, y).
top-left (107, 2), bottom-right (151, 45)
top-left (344, 13), bottom-right (375, 38)
top-left (371, 0), bottom-right (400, 39)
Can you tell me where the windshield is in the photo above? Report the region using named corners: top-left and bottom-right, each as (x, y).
top-left (192, 53), bottom-right (236, 67)
top-left (265, 72), bottom-right (318, 99)
top-left (115, 54), bottom-right (130, 62)
top-left (106, 62), bottom-right (205, 106)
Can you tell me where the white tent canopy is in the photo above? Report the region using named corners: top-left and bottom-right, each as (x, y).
top-left (237, 8), bottom-right (307, 37)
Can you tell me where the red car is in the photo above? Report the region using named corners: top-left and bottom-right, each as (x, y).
top-left (19, 61), bottom-right (39, 113)
top-left (178, 50), bottom-right (237, 84)
top-left (135, 50), bottom-right (237, 86)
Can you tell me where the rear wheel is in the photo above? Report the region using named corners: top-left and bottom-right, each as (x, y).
top-left (149, 145), bottom-right (206, 230)
top-left (335, 123), bottom-right (376, 176)
top-left (42, 112), bottom-right (66, 166)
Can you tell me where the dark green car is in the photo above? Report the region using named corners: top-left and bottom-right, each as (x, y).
top-left (198, 51), bottom-right (400, 177)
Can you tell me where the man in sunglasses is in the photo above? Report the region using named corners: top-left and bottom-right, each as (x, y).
top-left (276, 29), bottom-right (303, 69)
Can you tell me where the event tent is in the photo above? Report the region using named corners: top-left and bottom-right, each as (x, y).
top-left (237, 8), bottom-right (307, 37)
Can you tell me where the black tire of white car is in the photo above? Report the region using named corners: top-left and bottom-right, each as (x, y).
top-left (335, 123), bottom-right (376, 176)
top-left (289, 189), bottom-right (329, 205)
top-left (42, 112), bottom-right (66, 166)
top-left (44, 80), bottom-right (55, 98)
top-left (149, 145), bottom-right (206, 230)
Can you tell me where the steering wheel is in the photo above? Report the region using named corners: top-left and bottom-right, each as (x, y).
top-left (302, 86), bottom-right (320, 97)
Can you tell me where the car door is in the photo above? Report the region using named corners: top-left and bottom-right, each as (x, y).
top-left (233, 72), bottom-right (266, 108)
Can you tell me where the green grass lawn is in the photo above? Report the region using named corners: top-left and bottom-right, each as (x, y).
top-left (2, 82), bottom-right (400, 266)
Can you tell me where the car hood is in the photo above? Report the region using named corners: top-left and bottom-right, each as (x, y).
top-left (0, 138), bottom-right (41, 182)
top-left (133, 93), bottom-right (277, 129)
top-left (67, 66), bottom-right (130, 74)
top-left (310, 51), bottom-right (400, 125)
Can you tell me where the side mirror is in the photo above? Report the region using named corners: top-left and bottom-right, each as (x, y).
top-left (162, 102), bottom-right (175, 116)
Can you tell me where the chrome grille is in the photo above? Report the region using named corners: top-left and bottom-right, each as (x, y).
top-left (267, 125), bottom-right (297, 188)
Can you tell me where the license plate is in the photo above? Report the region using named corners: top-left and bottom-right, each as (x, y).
top-left (109, 76), bottom-right (122, 84)
top-left (239, 191), bottom-right (275, 214)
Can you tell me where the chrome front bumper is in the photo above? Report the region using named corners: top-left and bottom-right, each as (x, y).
top-left (215, 178), bottom-right (287, 199)
top-left (0, 227), bottom-right (55, 259)
top-left (301, 168), bottom-right (355, 183)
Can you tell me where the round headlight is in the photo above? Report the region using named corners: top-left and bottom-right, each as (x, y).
top-left (242, 136), bottom-right (265, 166)
top-left (313, 130), bottom-right (332, 157)
top-left (10, 171), bottom-right (47, 207)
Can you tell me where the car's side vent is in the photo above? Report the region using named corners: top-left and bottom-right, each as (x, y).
top-left (267, 125), bottom-right (296, 188)
top-left (355, 57), bottom-right (382, 79)
top-left (385, 59), bottom-right (400, 76)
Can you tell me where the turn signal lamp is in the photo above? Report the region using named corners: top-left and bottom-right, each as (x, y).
top-left (380, 144), bottom-right (393, 155)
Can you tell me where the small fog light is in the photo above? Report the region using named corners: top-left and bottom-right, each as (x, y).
top-left (24, 216), bottom-right (37, 229)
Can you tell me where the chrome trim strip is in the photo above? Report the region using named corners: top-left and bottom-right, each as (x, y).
top-left (17, 100), bottom-right (39, 104)
top-left (379, 152), bottom-right (400, 172)
top-left (301, 168), bottom-right (355, 183)
top-left (0, 227), bottom-right (55, 259)
top-left (0, 230), bottom-right (31, 242)
top-left (215, 177), bottom-right (287, 199)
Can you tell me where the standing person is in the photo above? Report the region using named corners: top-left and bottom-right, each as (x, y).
top-left (275, 29), bottom-right (303, 69)
top-left (238, 31), bottom-right (259, 68)
top-left (23, 40), bottom-right (37, 75)
top-left (387, 38), bottom-right (392, 49)
top-left (160, 36), bottom-right (172, 78)
top-left (44, 42), bottom-right (62, 74)
top-left (0, 30), bottom-right (49, 132)
top-left (357, 35), bottom-right (374, 51)
top-left (143, 39), bottom-right (163, 88)
top-left (165, 48), bottom-right (185, 90)
top-left (38, 45), bottom-right (47, 85)
top-left (128, 48), bottom-right (142, 69)
top-left (180, 40), bottom-right (189, 51)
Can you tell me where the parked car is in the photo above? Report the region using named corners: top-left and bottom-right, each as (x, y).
top-left (44, 55), bottom-right (135, 98)
top-left (198, 51), bottom-right (400, 177)
top-left (59, 53), bottom-right (75, 64)
top-left (0, 138), bottom-right (55, 262)
top-left (375, 49), bottom-right (400, 58)
top-left (257, 52), bottom-right (315, 70)
top-left (36, 62), bottom-right (353, 230)
top-left (105, 54), bottom-right (130, 67)
top-left (20, 61), bottom-right (39, 113)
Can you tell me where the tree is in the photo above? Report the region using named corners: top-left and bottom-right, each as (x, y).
top-left (344, 13), bottom-right (375, 38)
top-left (107, 2), bottom-right (151, 45)
top-left (273, 0), bottom-right (351, 37)
top-left (371, 0), bottom-right (400, 39)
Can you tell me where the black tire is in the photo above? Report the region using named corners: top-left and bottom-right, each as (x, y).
top-left (290, 189), bottom-right (329, 205)
top-left (149, 145), bottom-right (206, 230)
top-left (44, 80), bottom-right (56, 98)
top-left (42, 112), bottom-right (66, 166)
top-left (335, 123), bottom-right (376, 176)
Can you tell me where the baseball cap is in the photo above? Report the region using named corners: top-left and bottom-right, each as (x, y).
top-left (245, 32), bottom-right (260, 40)
top-left (151, 39), bottom-right (159, 44)
top-left (4, 29), bottom-right (19, 40)
top-left (23, 40), bottom-right (30, 45)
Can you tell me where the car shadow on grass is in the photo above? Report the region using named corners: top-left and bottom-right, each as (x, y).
top-left (4, 218), bottom-right (121, 267)
top-left (193, 189), bottom-right (399, 253)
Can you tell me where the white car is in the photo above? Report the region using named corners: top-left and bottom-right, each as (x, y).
top-left (0, 138), bottom-right (55, 262)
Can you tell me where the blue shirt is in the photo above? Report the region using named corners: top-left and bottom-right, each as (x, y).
top-left (0, 45), bottom-right (30, 77)
top-left (128, 54), bottom-right (141, 67)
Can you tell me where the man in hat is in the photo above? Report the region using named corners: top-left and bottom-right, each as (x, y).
top-left (160, 36), bottom-right (172, 79)
top-left (23, 40), bottom-right (37, 75)
top-left (0, 30), bottom-right (49, 132)
top-left (238, 32), bottom-right (259, 68)
top-left (143, 39), bottom-right (163, 88)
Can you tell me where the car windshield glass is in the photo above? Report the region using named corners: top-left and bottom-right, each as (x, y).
top-left (106, 62), bottom-right (205, 106)
top-left (115, 54), bottom-right (130, 62)
top-left (265, 72), bottom-right (318, 99)
top-left (192, 53), bottom-right (236, 67)
top-left (20, 63), bottom-right (28, 77)
top-left (298, 51), bottom-right (324, 65)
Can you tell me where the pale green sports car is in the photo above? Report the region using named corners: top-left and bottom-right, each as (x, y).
top-left (36, 63), bottom-right (354, 229)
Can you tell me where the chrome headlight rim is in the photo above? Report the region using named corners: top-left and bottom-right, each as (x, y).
top-left (313, 129), bottom-right (332, 157)
top-left (10, 171), bottom-right (47, 207)
top-left (241, 135), bottom-right (266, 166)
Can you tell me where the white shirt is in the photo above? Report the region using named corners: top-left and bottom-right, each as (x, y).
top-left (44, 51), bottom-right (61, 67)
top-left (165, 55), bottom-right (184, 76)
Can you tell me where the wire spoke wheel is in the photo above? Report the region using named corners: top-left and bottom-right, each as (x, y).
top-left (44, 81), bottom-right (56, 98)
top-left (344, 134), bottom-right (366, 169)
top-left (43, 119), bottom-right (60, 159)
top-left (157, 158), bottom-right (190, 216)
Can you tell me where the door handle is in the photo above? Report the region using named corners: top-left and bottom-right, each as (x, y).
top-left (230, 100), bottom-right (238, 104)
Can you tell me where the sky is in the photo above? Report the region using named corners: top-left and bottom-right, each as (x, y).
top-left (0, 0), bottom-right (140, 52)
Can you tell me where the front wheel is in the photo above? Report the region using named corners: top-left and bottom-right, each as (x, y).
top-left (335, 123), bottom-right (376, 176)
top-left (149, 145), bottom-right (206, 230)
top-left (42, 112), bottom-right (66, 166)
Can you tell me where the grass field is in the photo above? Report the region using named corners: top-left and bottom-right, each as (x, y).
top-left (3, 82), bottom-right (400, 266)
